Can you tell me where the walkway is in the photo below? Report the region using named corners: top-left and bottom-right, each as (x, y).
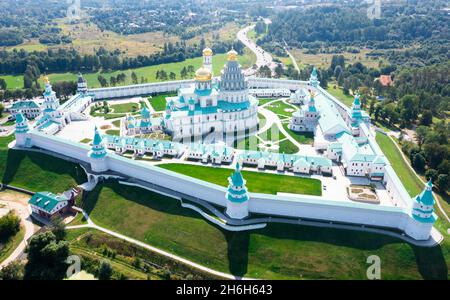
top-left (0, 192), bottom-right (36, 270)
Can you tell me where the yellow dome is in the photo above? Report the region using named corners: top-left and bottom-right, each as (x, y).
top-left (43, 76), bottom-right (50, 84)
top-left (195, 66), bottom-right (212, 81)
top-left (202, 47), bottom-right (213, 56)
top-left (227, 49), bottom-right (238, 61)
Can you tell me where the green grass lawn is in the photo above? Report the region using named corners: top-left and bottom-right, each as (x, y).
top-left (149, 93), bottom-right (176, 111)
top-left (112, 120), bottom-right (121, 128)
top-left (81, 180), bottom-right (449, 279)
top-left (326, 83), bottom-right (354, 108)
top-left (110, 102), bottom-right (140, 114)
top-left (105, 129), bottom-right (120, 135)
top-left (265, 100), bottom-right (296, 117)
top-left (375, 133), bottom-right (423, 196)
top-left (282, 123), bottom-right (314, 145)
top-left (0, 53), bottom-right (255, 90)
top-left (79, 138), bottom-right (92, 144)
top-left (257, 98), bottom-right (276, 106)
top-left (278, 139), bottom-right (299, 154)
top-left (157, 163), bottom-right (321, 196)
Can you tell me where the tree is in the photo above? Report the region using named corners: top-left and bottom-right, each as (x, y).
top-left (169, 72), bottom-right (176, 81)
top-left (425, 169), bottom-right (438, 182)
top-left (24, 231), bottom-right (69, 280)
top-left (180, 66), bottom-right (188, 79)
top-left (0, 78), bottom-right (6, 90)
top-left (436, 174), bottom-right (449, 192)
top-left (0, 103), bottom-right (4, 118)
top-left (0, 211), bottom-right (20, 240)
top-left (0, 261), bottom-right (24, 280)
top-left (98, 260), bottom-right (113, 280)
top-left (51, 217), bottom-right (66, 241)
top-left (420, 110), bottom-right (433, 126)
top-left (398, 95), bottom-right (419, 127)
top-left (412, 153), bottom-right (426, 172)
top-left (415, 126), bottom-right (428, 147)
top-left (131, 71), bottom-right (138, 84)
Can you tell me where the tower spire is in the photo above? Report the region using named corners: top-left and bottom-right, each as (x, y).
top-left (225, 163), bottom-right (250, 219)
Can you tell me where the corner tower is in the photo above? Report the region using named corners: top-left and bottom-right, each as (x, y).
top-left (225, 163), bottom-right (250, 219)
top-left (15, 111), bottom-right (30, 147)
top-left (405, 180), bottom-right (438, 240)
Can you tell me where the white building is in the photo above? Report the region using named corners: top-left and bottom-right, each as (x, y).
top-left (164, 49), bottom-right (259, 141)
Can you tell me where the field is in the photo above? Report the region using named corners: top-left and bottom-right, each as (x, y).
top-left (289, 48), bottom-right (384, 69)
top-left (1, 53), bottom-right (256, 90)
top-left (375, 133), bottom-right (422, 196)
top-left (325, 82), bottom-right (355, 108)
top-left (80, 179), bottom-right (449, 279)
top-left (157, 163), bottom-right (321, 196)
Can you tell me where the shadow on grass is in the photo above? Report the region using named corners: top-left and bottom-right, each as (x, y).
top-left (83, 179), bottom-right (448, 279)
top-left (1, 149), bottom-right (87, 189)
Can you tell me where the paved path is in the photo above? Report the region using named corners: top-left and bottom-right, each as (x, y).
top-left (282, 41), bottom-right (300, 73)
top-left (0, 198), bottom-right (36, 269)
top-left (386, 133), bottom-right (450, 225)
top-left (237, 23), bottom-right (276, 76)
top-left (68, 208), bottom-right (254, 280)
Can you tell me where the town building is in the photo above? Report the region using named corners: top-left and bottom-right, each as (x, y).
top-left (28, 191), bottom-right (71, 220)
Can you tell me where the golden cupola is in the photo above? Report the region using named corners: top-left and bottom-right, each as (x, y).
top-left (195, 66), bottom-right (212, 82)
top-left (227, 49), bottom-right (238, 61)
top-left (202, 47), bottom-right (213, 56)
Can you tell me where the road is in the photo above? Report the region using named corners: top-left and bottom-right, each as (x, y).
top-left (282, 39), bottom-right (300, 73)
top-left (0, 192), bottom-right (36, 270)
top-left (237, 21), bottom-right (277, 76)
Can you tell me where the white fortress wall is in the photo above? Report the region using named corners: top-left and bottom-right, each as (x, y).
top-left (90, 80), bottom-right (195, 100)
top-left (25, 131), bottom-right (414, 234)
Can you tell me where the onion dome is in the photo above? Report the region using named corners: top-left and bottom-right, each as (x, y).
top-left (202, 47), bottom-right (213, 56)
top-left (227, 49), bottom-right (238, 61)
top-left (195, 66), bottom-right (212, 82)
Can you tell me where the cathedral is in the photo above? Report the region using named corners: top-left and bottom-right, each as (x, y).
top-left (163, 48), bottom-right (259, 142)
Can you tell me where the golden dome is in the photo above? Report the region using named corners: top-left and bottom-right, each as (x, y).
top-left (43, 76), bottom-right (50, 84)
top-left (202, 47), bottom-right (213, 56)
top-left (195, 66), bottom-right (212, 81)
top-left (227, 49), bottom-right (238, 61)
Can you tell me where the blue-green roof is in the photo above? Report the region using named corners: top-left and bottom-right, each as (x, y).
top-left (141, 107), bottom-right (151, 119)
top-left (230, 163), bottom-right (245, 186)
top-left (93, 127), bottom-right (103, 145)
top-left (11, 100), bottom-right (39, 110)
top-left (415, 180), bottom-right (435, 206)
top-left (28, 191), bottom-right (68, 213)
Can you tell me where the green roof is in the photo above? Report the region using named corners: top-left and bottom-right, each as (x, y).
top-left (11, 100), bottom-right (39, 110)
top-left (28, 191), bottom-right (68, 213)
